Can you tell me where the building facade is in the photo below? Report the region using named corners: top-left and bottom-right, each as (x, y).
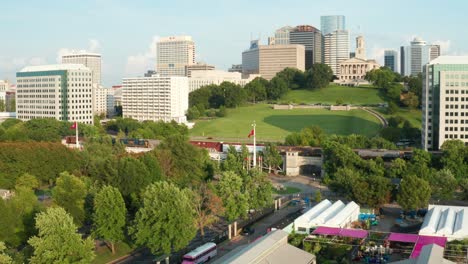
top-left (156, 36), bottom-right (195, 77)
top-left (92, 87), bottom-right (109, 116)
top-left (338, 57), bottom-right (380, 83)
top-left (122, 76), bottom-right (188, 123)
top-left (320, 15), bottom-right (345, 35)
top-left (242, 44), bottom-right (305, 80)
top-left (401, 37), bottom-right (441, 76)
top-left (0, 80), bottom-right (8, 111)
top-left (384, 50), bottom-right (399, 72)
top-left (355, 36), bottom-right (366, 60)
top-left (421, 56), bottom-right (468, 150)
top-left (62, 52), bottom-right (102, 85)
top-left (185, 62), bottom-right (215, 77)
top-left (274, 26), bottom-right (293, 45)
top-left (16, 64), bottom-right (94, 124)
top-left (324, 30), bottom-right (350, 76)
top-left (289, 25), bottom-right (323, 69)
top-left (228, 64), bottom-right (242, 73)
top-left (189, 70), bottom-right (257, 92)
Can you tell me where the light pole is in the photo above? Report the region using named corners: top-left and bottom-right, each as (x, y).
top-left (252, 121), bottom-right (256, 168)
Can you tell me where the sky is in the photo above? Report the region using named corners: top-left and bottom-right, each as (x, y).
top-left (1, 0), bottom-right (467, 86)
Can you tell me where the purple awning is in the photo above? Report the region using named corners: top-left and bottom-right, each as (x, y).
top-left (312, 226), bottom-right (341, 236)
top-left (410, 236), bottom-right (447, 258)
top-left (339, 228), bottom-right (368, 239)
top-left (388, 233), bottom-right (419, 243)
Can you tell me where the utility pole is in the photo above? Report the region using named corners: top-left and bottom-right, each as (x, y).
top-left (252, 121), bottom-right (256, 168)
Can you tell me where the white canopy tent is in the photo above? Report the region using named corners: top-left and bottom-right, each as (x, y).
top-left (419, 205), bottom-right (468, 241)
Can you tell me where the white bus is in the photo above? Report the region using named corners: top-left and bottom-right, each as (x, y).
top-left (182, 242), bottom-right (217, 264)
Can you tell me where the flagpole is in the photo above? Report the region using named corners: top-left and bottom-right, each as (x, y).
top-left (75, 122), bottom-right (79, 149)
top-left (252, 121), bottom-right (256, 168)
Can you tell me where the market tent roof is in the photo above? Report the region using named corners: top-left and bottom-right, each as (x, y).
top-left (294, 199), bottom-right (332, 227)
top-left (312, 227), bottom-right (368, 239)
top-left (419, 205), bottom-right (468, 240)
top-left (388, 233), bottom-right (419, 243)
top-left (410, 236), bottom-right (447, 258)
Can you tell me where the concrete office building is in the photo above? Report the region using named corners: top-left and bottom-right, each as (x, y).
top-left (0, 80), bottom-right (8, 111)
top-left (156, 36), bottom-right (195, 77)
top-left (228, 64), bottom-right (242, 73)
top-left (92, 87), bottom-right (109, 116)
top-left (189, 70), bottom-right (257, 92)
top-left (320, 15), bottom-right (345, 35)
top-left (16, 64), bottom-right (94, 124)
top-left (324, 30), bottom-right (350, 75)
top-left (242, 42), bottom-right (305, 80)
top-left (384, 50), bottom-right (399, 72)
top-left (421, 56), bottom-right (468, 150)
top-left (122, 76), bottom-right (188, 124)
top-left (62, 52), bottom-right (102, 85)
top-left (274, 26), bottom-right (293, 45)
top-left (401, 37), bottom-right (441, 76)
top-left (289, 25), bottom-right (323, 69)
top-left (185, 62), bottom-right (215, 77)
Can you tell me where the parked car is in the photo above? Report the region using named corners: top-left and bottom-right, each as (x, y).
top-left (242, 226), bottom-right (255, 236)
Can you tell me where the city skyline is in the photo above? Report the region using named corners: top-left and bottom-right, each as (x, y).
top-left (1, 0), bottom-right (466, 86)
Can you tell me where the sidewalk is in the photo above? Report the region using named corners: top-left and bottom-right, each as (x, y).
top-left (213, 203), bottom-right (302, 261)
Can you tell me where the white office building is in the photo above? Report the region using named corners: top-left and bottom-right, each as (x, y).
top-left (62, 52), bottom-right (102, 85)
top-left (320, 15), bottom-right (345, 35)
top-left (401, 37), bottom-right (440, 76)
top-left (422, 56), bottom-right (468, 150)
top-left (324, 30), bottom-right (350, 75)
top-left (0, 80), bottom-right (8, 109)
top-left (92, 86), bottom-right (109, 117)
top-left (156, 36), bottom-right (195, 77)
top-left (188, 70), bottom-right (257, 92)
top-left (16, 64), bottom-right (94, 124)
top-left (122, 76), bottom-right (188, 123)
top-left (273, 26), bottom-right (293, 45)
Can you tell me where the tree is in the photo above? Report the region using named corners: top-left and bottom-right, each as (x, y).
top-left (217, 171), bottom-right (249, 222)
top-left (365, 67), bottom-right (396, 89)
top-left (93, 186), bottom-right (127, 254)
top-left (244, 170), bottom-right (273, 210)
top-left (28, 207), bottom-right (95, 264)
top-left (386, 83), bottom-right (403, 102)
top-left (186, 106), bottom-right (200, 120)
top-left (0, 242), bottom-right (12, 264)
top-left (115, 157), bottom-right (151, 196)
top-left (387, 101), bottom-right (398, 114)
top-left (244, 77), bottom-right (268, 103)
top-left (407, 73), bottom-right (422, 107)
top-left (0, 99), bottom-right (5, 112)
top-left (222, 82), bottom-right (246, 108)
top-left (440, 140), bottom-right (468, 180)
top-left (131, 182), bottom-right (197, 255)
top-left (306, 63), bottom-right (333, 89)
top-left (397, 174), bottom-right (431, 211)
top-left (430, 169), bottom-right (458, 201)
top-left (262, 143), bottom-right (282, 173)
top-left (192, 184), bottom-right (224, 237)
top-left (15, 173), bottom-right (39, 190)
top-left (315, 190), bottom-right (322, 202)
top-left (275, 67), bottom-right (306, 89)
top-left (266, 76), bottom-right (288, 100)
top-left (52, 172), bottom-right (87, 225)
top-left (401, 92), bottom-right (419, 109)
top-left (387, 158), bottom-right (407, 178)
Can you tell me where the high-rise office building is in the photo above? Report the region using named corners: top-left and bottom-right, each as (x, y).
top-left (185, 62), bottom-right (215, 77)
top-left (289, 25), bottom-right (323, 69)
top-left (400, 37), bottom-right (441, 76)
top-left (355, 36), bottom-right (366, 60)
top-left (16, 64), bottom-right (94, 124)
top-left (122, 76), bottom-right (188, 124)
top-left (421, 56), bottom-right (468, 150)
top-left (384, 50), bottom-right (399, 72)
top-left (242, 44), bottom-right (305, 80)
top-left (156, 36), bottom-right (195, 77)
top-left (62, 52), bottom-right (102, 85)
top-left (320, 15), bottom-right (345, 35)
top-left (274, 26), bottom-right (293, 45)
top-left (0, 80), bottom-right (8, 109)
top-left (324, 30), bottom-right (350, 75)
top-left (188, 70), bottom-right (256, 92)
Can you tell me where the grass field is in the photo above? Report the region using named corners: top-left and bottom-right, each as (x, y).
top-left (280, 85), bottom-right (385, 105)
top-left (92, 242), bottom-right (134, 264)
top-left (374, 107), bottom-right (422, 128)
top-left (190, 104), bottom-right (382, 142)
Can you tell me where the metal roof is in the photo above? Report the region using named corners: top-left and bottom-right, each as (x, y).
top-left (19, 64), bottom-right (90, 72)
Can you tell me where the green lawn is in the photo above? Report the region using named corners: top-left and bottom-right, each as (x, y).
top-left (190, 104), bottom-right (382, 142)
top-left (374, 107), bottom-right (422, 128)
top-left (92, 242), bottom-right (134, 264)
top-left (273, 186), bottom-right (302, 194)
top-left (281, 85), bottom-right (385, 105)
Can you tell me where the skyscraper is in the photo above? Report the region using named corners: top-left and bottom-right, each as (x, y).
top-left (384, 50), bottom-right (398, 72)
top-left (62, 52), bottom-right (102, 85)
top-left (400, 37), bottom-right (441, 76)
top-left (16, 64), bottom-right (94, 124)
top-left (274, 26), bottom-right (293, 45)
top-left (421, 56), bottom-right (468, 150)
top-left (320, 15), bottom-right (345, 35)
top-left (289, 25), bottom-right (323, 69)
top-left (156, 36), bottom-right (195, 77)
top-left (324, 30), bottom-right (350, 76)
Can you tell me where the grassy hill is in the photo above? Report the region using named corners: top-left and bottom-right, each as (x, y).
top-left (281, 84), bottom-right (385, 105)
top-left (189, 104), bottom-right (382, 142)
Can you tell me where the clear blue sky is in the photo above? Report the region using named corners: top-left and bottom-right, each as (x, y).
top-left (0, 0), bottom-right (466, 86)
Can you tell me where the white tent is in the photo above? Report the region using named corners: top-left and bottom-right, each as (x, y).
top-left (311, 200), bottom-right (345, 226)
top-left (419, 205), bottom-right (468, 241)
top-left (293, 199), bottom-right (331, 234)
top-left (323, 201), bottom-right (360, 228)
